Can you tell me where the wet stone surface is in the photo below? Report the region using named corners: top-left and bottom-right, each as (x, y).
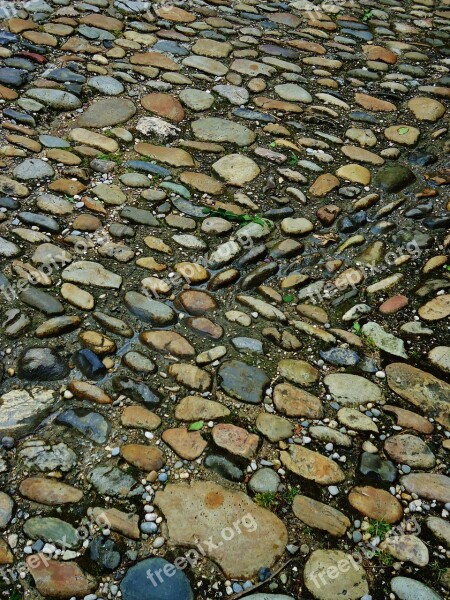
top-left (0, 0), bottom-right (449, 599)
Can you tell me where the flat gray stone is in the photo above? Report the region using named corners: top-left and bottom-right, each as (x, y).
top-left (14, 159), bottom-right (54, 181)
top-left (391, 576), bottom-right (442, 600)
top-left (62, 261), bottom-right (122, 289)
top-left (76, 98), bottom-right (136, 127)
top-left (192, 118), bottom-right (256, 146)
top-left (25, 88), bottom-right (82, 110)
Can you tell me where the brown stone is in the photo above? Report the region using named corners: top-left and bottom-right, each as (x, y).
top-left (72, 214), bottom-right (102, 231)
top-left (121, 406), bottom-right (161, 430)
top-left (274, 383), bottom-right (323, 418)
top-left (68, 381), bottom-right (112, 404)
top-left (386, 363), bottom-right (450, 428)
top-left (135, 141), bottom-right (192, 165)
top-left (212, 424), bottom-right (259, 459)
top-left (162, 428), bottom-right (207, 460)
top-left (141, 93), bottom-right (185, 122)
top-left (418, 295), bottom-right (450, 321)
top-left (177, 290), bottom-right (218, 315)
top-left (79, 331), bottom-right (116, 355)
top-left (316, 204), bottom-right (341, 225)
top-left (140, 330), bottom-right (195, 358)
top-left (309, 173), bottom-right (340, 197)
top-left (121, 444), bottom-right (165, 472)
top-left (92, 507), bottom-right (139, 539)
top-left (280, 446), bottom-right (345, 485)
top-left (384, 405), bottom-right (433, 434)
top-left (156, 6), bottom-right (196, 22)
top-left (175, 396), bottom-right (230, 421)
top-left (154, 481), bottom-right (287, 578)
top-left (293, 495), bottom-right (350, 536)
top-left (27, 555), bottom-right (97, 598)
top-left (362, 45), bottom-right (397, 64)
top-left (354, 93), bottom-right (396, 112)
top-left (168, 363), bottom-right (212, 391)
top-left (187, 316), bottom-right (223, 338)
top-left (0, 538), bottom-right (13, 564)
top-left (0, 84), bottom-right (18, 100)
top-left (7, 17), bottom-right (39, 33)
top-left (253, 96), bottom-right (303, 112)
top-left (348, 486), bottom-right (403, 523)
top-left (79, 14), bottom-right (123, 30)
top-left (400, 473), bottom-right (450, 503)
top-left (19, 477), bottom-right (83, 505)
top-left (180, 171), bottom-right (224, 195)
top-left (131, 52), bottom-right (180, 71)
top-left (48, 179), bottom-right (87, 196)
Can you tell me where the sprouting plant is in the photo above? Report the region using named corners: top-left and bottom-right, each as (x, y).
top-left (282, 294), bottom-right (294, 304)
top-left (443, 264), bottom-right (450, 272)
top-left (374, 550), bottom-right (394, 566)
top-left (362, 9), bottom-right (373, 22)
top-left (64, 195), bottom-right (75, 204)
top-left (362, 334), bottom-right (377, 349)
top-left (282, 486), bottom-right (301, 505)
top-left (254, 492), bottom-right (277, 508)
top-left (352, 321), bottom-right (362, 335)
top-left (288, 152), bottom-right (299, 167)
top-left (430, 560), bottom-right (447, 581)
top-left (96, 152), bottom-right (122, 164)
top-left (367, 519), bottom-right (391, 540)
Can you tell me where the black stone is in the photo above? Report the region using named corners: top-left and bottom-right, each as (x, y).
top-left (17, 347), bottom-right (69, 381)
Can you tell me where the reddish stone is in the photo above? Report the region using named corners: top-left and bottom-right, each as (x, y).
top-left (176, 290), bottom-right (218, 315)
top-left (26, 555), bottom-right (97, 598)
top-left (362, 45), bottom-right (397, 64)
top-left (212, 424), bottom-right (259, 459)
top-left (379, 294), bottom-right (409, 315)
top-left (141, 93), bottom-right (185, 122)
top-left (316, 204), bottom-right (341, 225)
top-left (348, 486), bottom-right (403, 523)
top-left (162, 428), bottom-right (207, 460)
top-left (19, 477), bottom-right (83, 505)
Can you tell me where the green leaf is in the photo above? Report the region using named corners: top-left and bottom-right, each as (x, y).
top-left (398, 127), bottom-right (409, 135)
top-left (352, 321), bottom-right (362, 335)
top-left (444, 264), bottom-right (450, 271)
top-left (282, 294), bottom-right (294, 303)
top-left (188, 421), bottom-right (204, 431)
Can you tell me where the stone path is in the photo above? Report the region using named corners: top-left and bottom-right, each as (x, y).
top-left (0, 0), bottom-right (449, 599)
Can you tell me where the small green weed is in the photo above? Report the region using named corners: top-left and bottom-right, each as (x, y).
top-left (374, 550), bottom-right (394, 566)
top-left (288, 152), bottom-right (299, 167)
top-left (367, 519), bottom-right (391, 540)
top-left (352, 321), bottom-right (362, 335)
top-left (254, 492), bottom-right (277, 508)
top-left (282, 486), bottom-right (301, 505)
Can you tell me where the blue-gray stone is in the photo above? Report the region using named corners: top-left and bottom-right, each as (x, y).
top-left (46, 68), bottom-right (86, 83)
top-left (39, 135), bottom-right (71, 148)
top-left (121, 558), bottom-right (194, 600)
top-left (153, 41), bottom-right (189, 56)
top-left (320, 348), bottom-right (361, 367)
top-left (125, 161), bottom-right (171, 177)
top-left (58, 409), bottom-right (111, 444)
top-left (391, 577), bottom-right (442, 600)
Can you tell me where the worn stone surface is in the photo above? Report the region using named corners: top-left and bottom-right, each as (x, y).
top-left (155, 481), bottom-right (287, 578)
